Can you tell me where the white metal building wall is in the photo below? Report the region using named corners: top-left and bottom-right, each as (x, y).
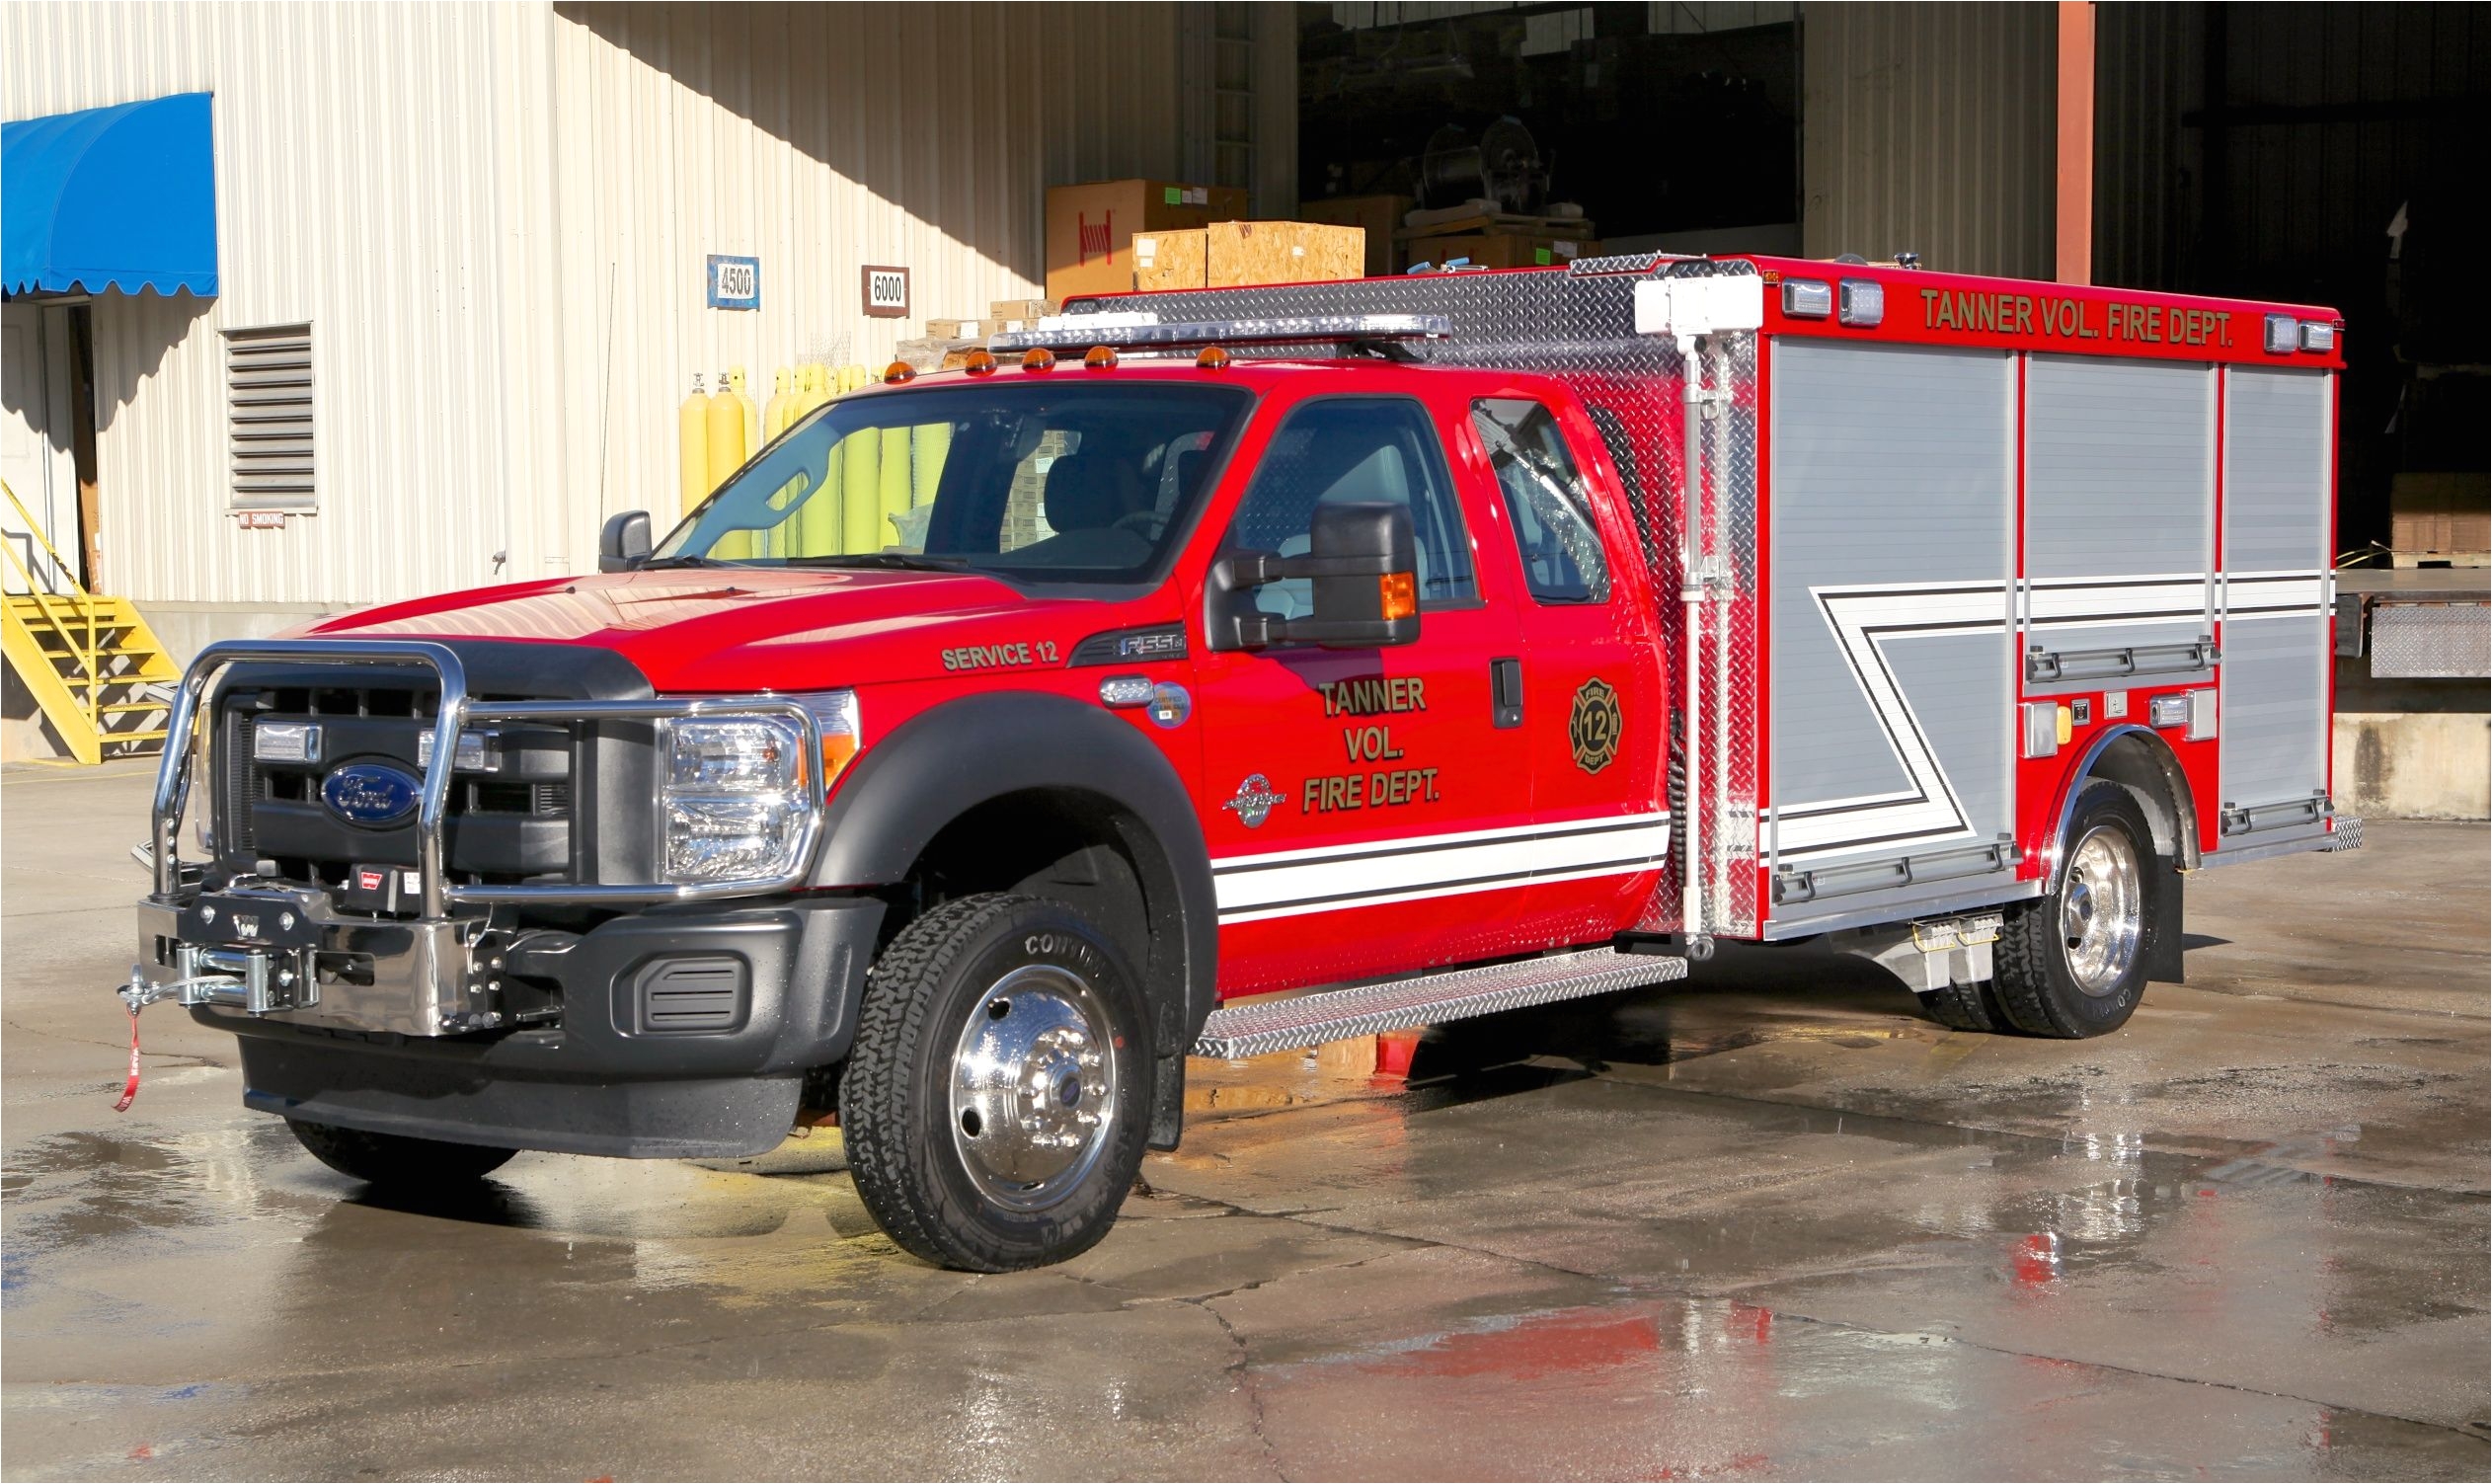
top-left (548, 1), bottom-right (1226, 537)
top-left (0, 1), bottom-right (566, 609)
top-left (1799, 2), bottom-right (2058, 279)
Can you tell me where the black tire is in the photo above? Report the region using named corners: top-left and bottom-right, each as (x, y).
top-left (838, 893), bottom-right (1151, 1272)
top-left (1914, 976), bottom-right (2018, 1034)
top-left (1992, 781), bottom-right (2156, 1039)
top-left (286, 1118), bottom-right (516, 1184)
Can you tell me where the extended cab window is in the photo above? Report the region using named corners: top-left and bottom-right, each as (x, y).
top-left (1471, 397), bottom-right (1610, 604)
top-left (652, 380), bottom-right (1251, 585)
top-left (1226, 397), bottom-right (1477, 619)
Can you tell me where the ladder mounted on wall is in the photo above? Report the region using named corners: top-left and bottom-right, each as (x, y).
top-left (1, 479), bottom-right (177, 764)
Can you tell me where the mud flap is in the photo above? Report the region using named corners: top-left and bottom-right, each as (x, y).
top-left (2145, 853), bottom-right (2185, 985)
top-left (1147, 1053), bottom-right (1186, 1151)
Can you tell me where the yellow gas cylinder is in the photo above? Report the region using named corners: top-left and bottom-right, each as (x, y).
top-left (910, 422), bottom-right (951, 508)
top-left (704, 373), bottom-right (751, 556)
top-left (763, 367), bottom-right (793, 441)
top-left (797, 434), bottom-right (842, 557)
top-left (727, 366), bottom-right (759, 454)
top-left (879, 427), bottom-right (913, 543)
top-left (705, 371), bottom-right (749, 491)
top-left (678, 373), bottom-right (710, 516)
top-left (840, 418), bottom-right (882, 553)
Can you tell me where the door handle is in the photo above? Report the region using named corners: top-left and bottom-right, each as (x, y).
top-left (1491, 657), bottom-right (1523, 729)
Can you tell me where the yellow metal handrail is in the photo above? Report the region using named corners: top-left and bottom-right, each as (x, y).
top-left (0, 477), bottom-right (102, 734)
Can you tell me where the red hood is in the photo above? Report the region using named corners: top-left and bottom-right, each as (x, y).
top-left (301, 567), bottom-right (1095, 691)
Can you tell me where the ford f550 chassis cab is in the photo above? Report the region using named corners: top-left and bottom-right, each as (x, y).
top-left (125, 257), bottom-right (2357, 1270)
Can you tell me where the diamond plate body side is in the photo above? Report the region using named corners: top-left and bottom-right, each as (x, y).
top-left (2368, 602), bottom-right (2490, 679)
top-left (1192, 947), bottom-right (1690, 1058)
top-left (1082, 270), bottom-right (1773, 936)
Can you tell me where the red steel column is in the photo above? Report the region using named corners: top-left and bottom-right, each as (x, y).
top-left (2056, 1), bottom-right (2096, 284)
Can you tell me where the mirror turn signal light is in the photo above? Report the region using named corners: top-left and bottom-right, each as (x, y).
top-left (1021, 348), bottom-right (1056, 372)
top-left (1196, 345), bottom-right (1231, 370)
top-left (1378, 571), bottom-right (1418, 622)
top-left (1083, 345), bottom-right (1119, 370)
top-left (882, 361), bottom-right (916, 384)
top-left (963, 349), bottom-right (997, 376)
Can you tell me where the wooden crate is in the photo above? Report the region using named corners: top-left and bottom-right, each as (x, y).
top-left (1045, 180), bottom-right (1247, 299)
top-left (1132, 228), bottom-right (1207, 291)
top-left (1401, 233), bottom-right (1602, 271)
top-left (1207, 220), bottom-right (1364, 287)
top-left (2390, 472), bottom-right (2491, 565)
top-left (1296, 195), bottom-right (1414, 277)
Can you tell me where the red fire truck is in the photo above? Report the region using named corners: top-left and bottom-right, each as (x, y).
top-left (124, 254), bottom-right (2355, 1271)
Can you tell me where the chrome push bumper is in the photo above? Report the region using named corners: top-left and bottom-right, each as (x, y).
top-left (131, 637), bottom-right (833, 1038)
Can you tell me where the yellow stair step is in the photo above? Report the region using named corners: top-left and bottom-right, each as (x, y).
top-left (98, 701), bottom-right (172, 714)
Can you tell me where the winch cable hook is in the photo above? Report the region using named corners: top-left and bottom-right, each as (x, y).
top-left (112, 969), bottom-right (185, 1113)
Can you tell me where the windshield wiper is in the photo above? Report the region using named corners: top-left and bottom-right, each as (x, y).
top-left (780, 553), bottom-right (971, 573)
top-left (641, 554), bottom-right (731, 569)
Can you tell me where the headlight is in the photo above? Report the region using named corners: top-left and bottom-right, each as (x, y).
top-left (657, 696), bottom-right (857, 887)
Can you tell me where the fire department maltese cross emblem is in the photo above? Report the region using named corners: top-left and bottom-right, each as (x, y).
top-left (1223, 774), bottom-right (1285, 828)
top-left (1569, 677), bottom-right (1621, 775)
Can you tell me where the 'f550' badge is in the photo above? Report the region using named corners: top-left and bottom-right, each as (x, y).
top-left (1569, 678), bottom-right (1621, 774)
top-left (1223, 774), bottom-right (1285, 828)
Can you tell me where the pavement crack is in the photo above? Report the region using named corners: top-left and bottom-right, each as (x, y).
top-left (1187, 1295), bottom-right (1288, 1483)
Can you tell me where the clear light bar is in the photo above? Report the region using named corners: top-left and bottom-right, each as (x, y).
top-left (252, 721), bottom-right (322, 764)
top-left (1837, 278), bottom-right (1885, 328)
top-left (2298, 320), bottom-right (2337, 352)
top-left (988, 313), bottom-right (1450, 353)
top-left (1781, 279), bottom-right (1833, 319)
top-left (417, 728), bottom-right (498, 771)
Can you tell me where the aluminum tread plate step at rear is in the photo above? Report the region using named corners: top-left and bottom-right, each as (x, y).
top-left (1191, 948), bottom-right (1689, 1059)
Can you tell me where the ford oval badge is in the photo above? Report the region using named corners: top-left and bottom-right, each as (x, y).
top-left (322, 761), bottom-right (422, 827)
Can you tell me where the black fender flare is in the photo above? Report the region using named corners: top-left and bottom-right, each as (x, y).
top-left (810, 690), bottom-right (1220, 1052)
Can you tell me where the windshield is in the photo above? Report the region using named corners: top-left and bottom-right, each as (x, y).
top-left (653, 379), bottom-right (1254, 584)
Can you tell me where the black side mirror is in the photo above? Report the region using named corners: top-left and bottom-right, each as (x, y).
top-left (1213, 502), bottom-right (1420, 651)
top-left (598, 510), bottom-right (653, 572)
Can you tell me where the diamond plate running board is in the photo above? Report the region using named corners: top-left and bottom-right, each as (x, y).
top-left (1192, 948), bottom-right (1689, 1059)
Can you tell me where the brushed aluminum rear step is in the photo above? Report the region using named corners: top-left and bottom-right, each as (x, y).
top-left (1191, 947), bottom-right (1689, 1059)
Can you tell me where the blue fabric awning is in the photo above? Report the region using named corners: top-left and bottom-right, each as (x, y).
top-left (3, 93), bottom-right (216, 297)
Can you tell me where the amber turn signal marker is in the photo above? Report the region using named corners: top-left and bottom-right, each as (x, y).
top-left (1021, 348), bottom-right (1056, 372)
top-left (1196, 345), bottom-right (1231, 370)
top-left (963, 349), bottom-right (997, 376)
top-left (882, 361), bottom-right (916, 384)
top-left (1083, 345), bottom-right (1119, 370)
top-left (1378, 571), bottom-right (1418, 621)
top-left (821, 732), bottom-right (860, 789)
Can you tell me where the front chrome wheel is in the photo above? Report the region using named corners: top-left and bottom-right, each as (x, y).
top-left (948, 963), bottom-right (1120, 1212)
top-left (2060, 823), bottom-right (2142, 996)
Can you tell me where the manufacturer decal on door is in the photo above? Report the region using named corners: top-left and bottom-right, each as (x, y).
top-left (1569, 677), bottom-right (1621, 774)
top-left (1222, 774), bottom-right (1285, 828)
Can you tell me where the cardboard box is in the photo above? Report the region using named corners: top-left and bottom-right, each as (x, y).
top-left (1132, 229), bottom-right (1208, 292)
top-left (1297, 195), bottom-right (1415, 277)
top-left (2390, 472), bottom-right (2492, 557)
top-left (1045, 180), bottom-right (1249, 300)
top-left (988, 298), bottom-right (1059, 324)
top-left (1207, 220), bottom-right (1365, 287)
top-left (1403, 233), bottom-right (1602, 272)
top-left (922, 318), bottom-right (984, 340)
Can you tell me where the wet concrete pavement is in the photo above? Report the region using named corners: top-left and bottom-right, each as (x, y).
top-left (5, 763), bottom-right (2486, 1480)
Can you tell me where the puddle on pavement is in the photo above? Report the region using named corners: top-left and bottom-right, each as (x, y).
top-left (1241, 1289), bottom-right (2485, 1480)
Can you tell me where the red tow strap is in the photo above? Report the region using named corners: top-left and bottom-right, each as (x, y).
top-left (114, 1008), bottom-right (142, 1113)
